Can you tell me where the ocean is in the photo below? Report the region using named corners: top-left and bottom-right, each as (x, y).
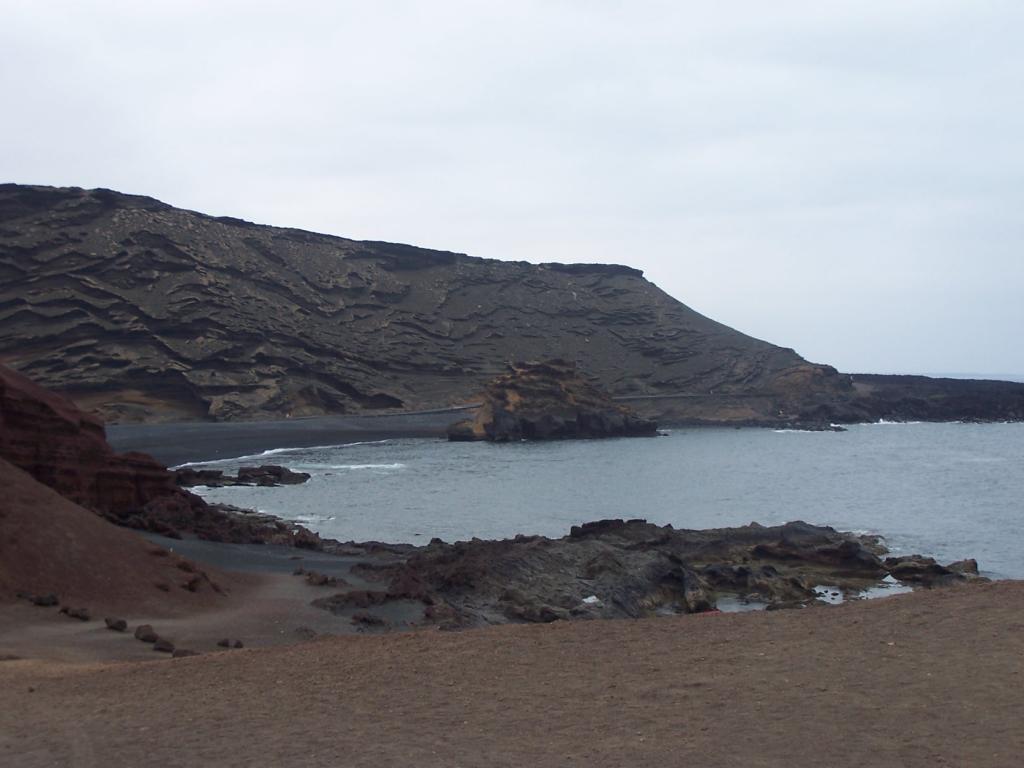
top-left (173, 422), bottom-right (1024, 579)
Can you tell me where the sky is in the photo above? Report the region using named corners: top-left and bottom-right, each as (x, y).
top-left (2, 1), bottom-right (1022, 376)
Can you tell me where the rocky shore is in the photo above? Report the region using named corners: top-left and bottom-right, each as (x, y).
top-left (446, 360), bottom-right (658, 441)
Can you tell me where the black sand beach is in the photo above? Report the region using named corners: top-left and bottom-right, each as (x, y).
top-left (107, 409), bottom-right (468, 466)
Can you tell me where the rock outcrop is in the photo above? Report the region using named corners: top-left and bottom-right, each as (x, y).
top-left (175, 465), bottom-right (311, 488)
top-left (0, 184), bottom-right (854, 424)
top-left (316, 519), bottom-right (984, 628)
top-left (447, 360), bottom-right (657, 441)
top-left (0, 364), bottom-right (321, 545)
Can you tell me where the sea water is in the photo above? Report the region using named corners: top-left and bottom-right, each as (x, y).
top-left (182, 423), bottom-right (1024, 579)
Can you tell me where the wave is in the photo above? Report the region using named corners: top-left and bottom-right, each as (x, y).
top-left (172, 439), bottom-right (391, 469)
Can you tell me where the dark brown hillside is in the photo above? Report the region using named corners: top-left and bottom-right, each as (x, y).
top-left (0, 184), bottom-right (848, 423)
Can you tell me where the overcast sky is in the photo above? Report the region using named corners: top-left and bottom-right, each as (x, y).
top-left (3, 1), bottom-right (1022, 375)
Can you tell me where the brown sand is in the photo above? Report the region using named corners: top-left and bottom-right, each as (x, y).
top-left (0, 458), bottom-right (237, 616)
top-left (1, 580), bottom-right (1021, 767)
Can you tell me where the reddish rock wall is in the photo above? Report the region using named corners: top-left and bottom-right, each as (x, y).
top-left (0, 364), bottom-right (190, 520)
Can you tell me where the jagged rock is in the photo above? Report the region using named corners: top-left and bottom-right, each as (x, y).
top-left (357, 519), bottom-right (968, 629)
top-left (447, 360), bottom-right (658, 442)
top-left (175, 465), bottom-right (310, 488)
top-left (104, 617), bottom-right (128, 632)
top-left (134, 624), bottom-right (158, 643)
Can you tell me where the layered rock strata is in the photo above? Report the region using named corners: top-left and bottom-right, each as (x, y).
top-left (0, 184), bottom-right (852, 424)
top-left (447, 360), bottom-right (657, 441)
top-left (0, 364), bottom-right (320, 545)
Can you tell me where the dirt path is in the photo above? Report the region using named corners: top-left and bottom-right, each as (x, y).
top-left (1, 580), bottom-right (1021, 767)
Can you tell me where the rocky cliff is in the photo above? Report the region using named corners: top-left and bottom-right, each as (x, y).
top-left (0, 184), bottom-right (851, 423)
top-left (447, 360), bottom-right (658, 441)
top-left (0, 363), bottom-right (320, 544)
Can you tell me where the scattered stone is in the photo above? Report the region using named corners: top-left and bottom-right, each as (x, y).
top-left (217, 638), bottom-right (231, 648)
top-left (172, 649), bottom-right (200, 658)
top-left (305, 571), bottom-right (344, 587)
top-left (153, 638), bottom-right (175, 653)
top-left (135, 624), bottom-right (159, 643)
top-left (59, 606), bottom-right (91, 621)
top-left (104, 617), bottom-right (128, 632)
top-left (233, 640), bottom-right (244, 649)
top-left (29, 593), bottom-right (59, 607)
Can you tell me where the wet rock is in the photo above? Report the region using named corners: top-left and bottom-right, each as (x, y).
top-left (104, 617), bottom-right (128, 632)
top-left (175, 465), bottom-right (310, 488)
top-left (135, 624), bottom-right (158, 643)
top-left (947, 558), bottom-right (980, 575)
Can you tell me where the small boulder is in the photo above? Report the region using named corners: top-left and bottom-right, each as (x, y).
top-left (59, 606), bottom-right (91, 621)
top-left (30, 593), bottom-right (59, 607)
top-left (153, 638), bottom-right (175, 653)
top-left (233, 640), bottom-right (244, 649)
top-left (172, 649), bottom-right (200, 658)
top-left (104, 617), bottom-right (128, 632)
top-left (135, 624), bottom-right (159, 643)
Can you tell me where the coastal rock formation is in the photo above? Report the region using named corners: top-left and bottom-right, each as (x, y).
top-left (343, 519), bottom-right (984, 628)
top-left (0, 363), bottom-right (322, 545)
top-left (175, 464), bottom-right (311, 488)
top-left (0, 184), bottom-right (854, 424)
top-left (446, 360), bottom-right (657, 441)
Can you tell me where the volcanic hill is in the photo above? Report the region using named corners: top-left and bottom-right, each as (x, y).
top-left (0, 184), bottom-right (854, 423)
top-left (1, 183), bottom-right (1022, 425)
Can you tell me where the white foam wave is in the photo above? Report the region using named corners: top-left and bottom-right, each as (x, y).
top-left (172, 439), bottom-right (391, 468)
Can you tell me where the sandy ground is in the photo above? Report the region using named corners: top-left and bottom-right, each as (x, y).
top-left (1, 580), bottom-right (1021, 768)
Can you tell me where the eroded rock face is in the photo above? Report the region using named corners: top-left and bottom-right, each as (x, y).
top-left (447, 360), bottom-right (658, 441)
top-left (0, 364), bottom-right (323, 546)
top-left (0, 184), bottom-right (852, 424)
top-left (355, 519), bottom-right (985, 628)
